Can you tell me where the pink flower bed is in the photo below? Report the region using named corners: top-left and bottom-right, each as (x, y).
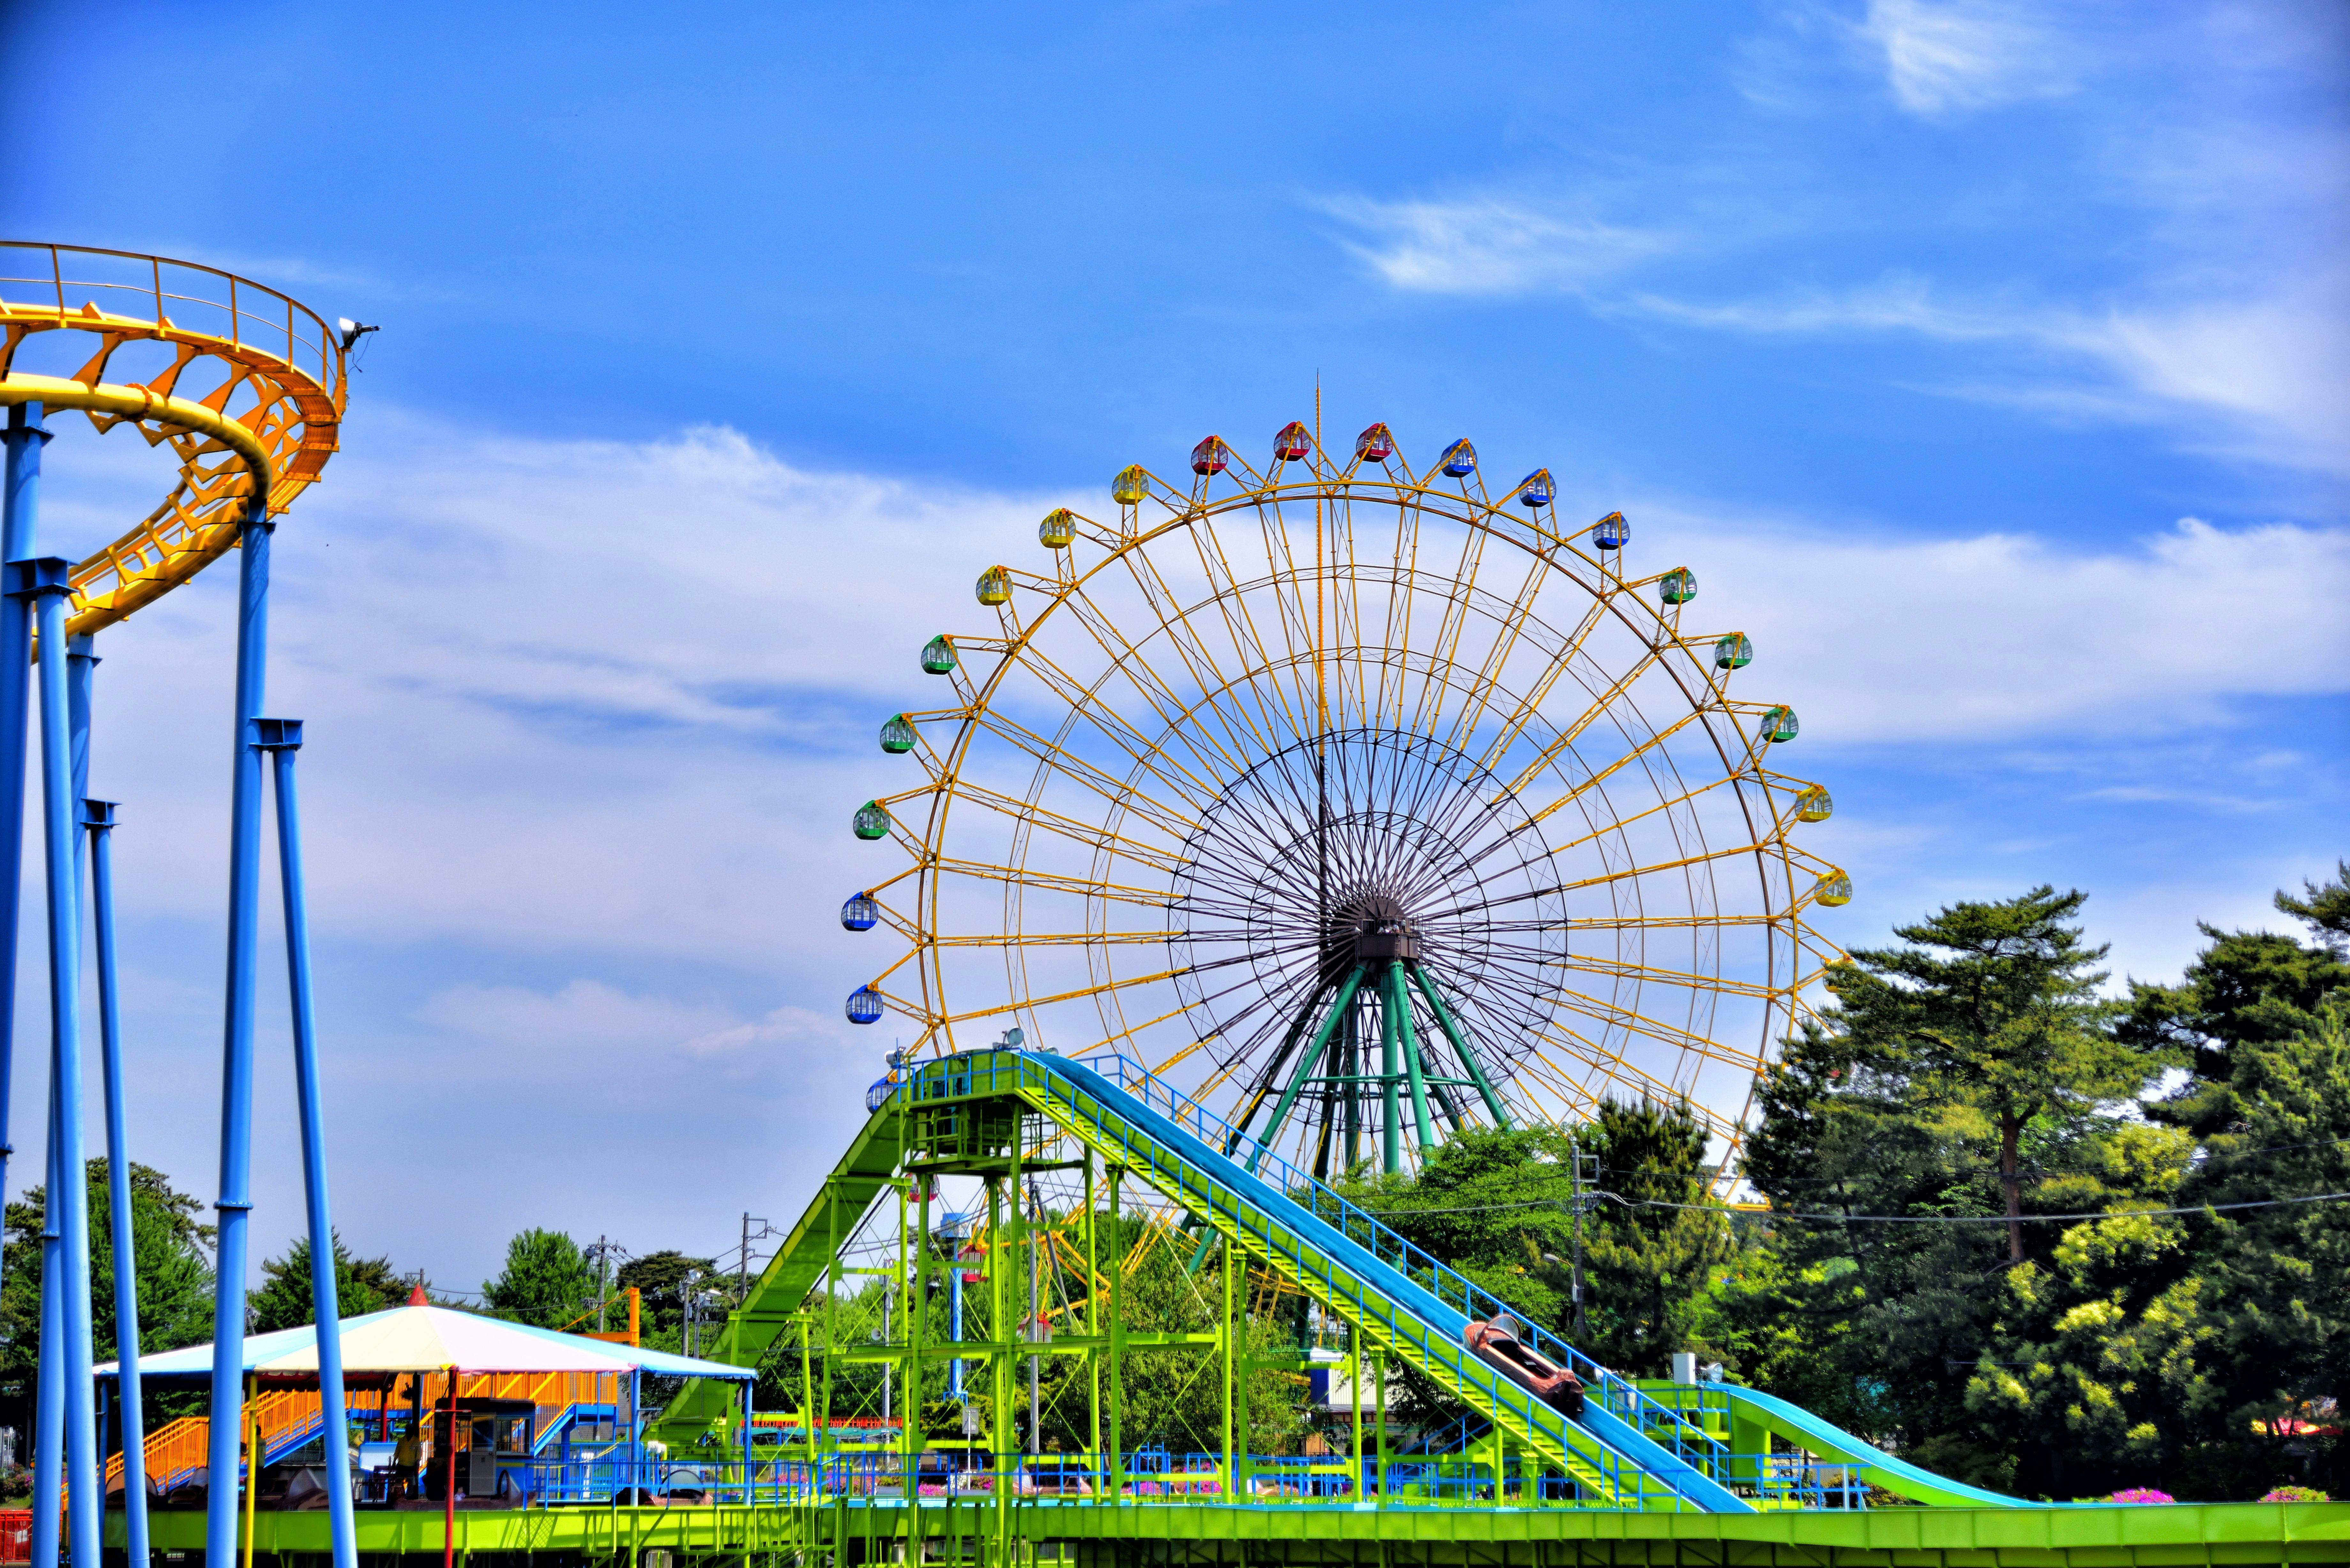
top-left (2108, 1488), bottom-right (2174, 1505)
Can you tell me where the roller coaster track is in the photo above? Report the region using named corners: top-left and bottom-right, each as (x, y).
top-left (0, 240), bottom-right (348, 636)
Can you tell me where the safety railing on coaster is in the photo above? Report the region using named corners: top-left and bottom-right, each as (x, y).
top-left (1077, 1053), bottom-right (1733, 1473)
top-left (732, 1452), bottom-right (1679, 1511)
top-left (890, 1052), bottom-right (1724, 1511)
top-left (0, 241), bottom-right (340, 391)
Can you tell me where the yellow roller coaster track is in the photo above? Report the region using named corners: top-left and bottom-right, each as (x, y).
top-left (0, 240), bottom-right (349, 636)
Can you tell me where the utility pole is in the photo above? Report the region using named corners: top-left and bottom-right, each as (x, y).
top-left (1570, 1132), bottom-right (1588, 1337)
top-left (592, 1236), bottom-right (610, 1332)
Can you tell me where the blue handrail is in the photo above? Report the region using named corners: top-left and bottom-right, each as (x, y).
top-left (890, 1049), bottom-right (1743, 1510)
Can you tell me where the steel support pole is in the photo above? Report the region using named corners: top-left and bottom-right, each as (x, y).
top-left (0, 404), bottom-right (46, 1262)
top-left (30, 1068), bottom-right (63, 1568)
top-left (206, 509), bottom-right (272, 1568)
top-left (1392, 965), bottom-right (1436, 1152)
top-left (1410, 964), bottom-right (1513, 1129)
top-left (1, 409), bottom-right (46, 1568)
top-left (1245, 966), bottom-right (1362, 1175)
top-left (261, 726), bottom-right (358, 1568)
top-left (21, 556), bottom-right (101, 1568)
top-left (1378, 963), bottom-right (1402, 1174)
top-left (89, 799), bottom-right (151, 1568)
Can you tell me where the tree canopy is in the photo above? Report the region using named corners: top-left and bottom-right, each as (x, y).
top-left (249, 1231), bottom-right (408, 1332)
top-left (482, 1228), bottom-right (596, 1327)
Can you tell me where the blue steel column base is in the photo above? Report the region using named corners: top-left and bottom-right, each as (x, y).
top-left (256, 718), bottom-right (357, 1568)
top-left (206, 509), bottom-right (274, 1568)
top-left (87, 798), bottom-right (151, 1568)
top-left (15, 555), bottom-right (102, 1568)
top-left (4, 408), bottom-right (54, 1568)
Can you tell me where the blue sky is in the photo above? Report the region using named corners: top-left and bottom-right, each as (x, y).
top-left (4, 1), bottom-right (2345, 1296)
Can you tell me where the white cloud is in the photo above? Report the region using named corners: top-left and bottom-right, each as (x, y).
top-left (1623, 271), bottom-right (2350, 474)
top-left (1314, 196), bottom-right (1665, 296)
top-left (1855, 0), bottom-right (2075, 115)
top-left (1661, 511), bottom-right (2350, 742)
top-left (25, 416), bottom-right (2343, 1285)
top-left (425, 981), bottom-right (853, 1071)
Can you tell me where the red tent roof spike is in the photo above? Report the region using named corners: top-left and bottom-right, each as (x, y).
top-left (407, 1283), bottom-right (430, 1306)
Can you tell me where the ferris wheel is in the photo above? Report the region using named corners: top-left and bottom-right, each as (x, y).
top-left (840, 415), bottom-right (1847, 1182)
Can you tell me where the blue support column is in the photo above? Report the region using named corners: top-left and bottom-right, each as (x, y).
top-left (256, 720), bottom-right (358, 1568)
top-left (31, 1070), bottom-right (64, 1568)
top-left (18, 555), bottom-right (102, 1568)
top-left (205, 508), bottom-right (272, 1567)
top-left (88, 798), bottom-right (150, 1568)
top-left (0, 403), bottom-right (47, 1313)
top-left (2, 408), bottom-right (51, 1568)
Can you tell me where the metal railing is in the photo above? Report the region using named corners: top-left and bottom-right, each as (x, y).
top-left (0, 241), bottom-right (338, 388)
top-left (889, 1052), bottom-right (1705, 1509)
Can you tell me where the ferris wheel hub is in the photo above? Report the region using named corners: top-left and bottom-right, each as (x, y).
top-left (1329, 895), bottom-right (1418, 963)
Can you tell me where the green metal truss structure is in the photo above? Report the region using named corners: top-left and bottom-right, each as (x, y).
top-left (1221, 900), bottom-right (1516, 1183)
top-left (132, 1048), bottom-right (2341, 1564)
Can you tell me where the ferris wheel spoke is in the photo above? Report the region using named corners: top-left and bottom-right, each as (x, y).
top-left (1186, 524), bottom-right (1315, 747)
top-left (1240, 498), bottom-right (1323, 726)
top-left (1529, 765), bottom-right (1748, 864)
top-left (946, 777), bottom-right (1190, 877)
top-left (1082, 994), bottom-right (1219, 1070)
top-left (1547, 953), bottom-right (1778, 1003)
top-left (1402, 521), bottom-right (1493, 745)
top-left (946, 963), bottom-right (1193, 1027)
top-left (933, 930), bottom-right (1179, 949)
top-left (935, 856), bottom-right (1176, 912)
top-left (1466, 599), bottom-right (1615, 781)
top-left (1538, 985), bottom-right (1772, 1077)
top-left (1434, 545), bottom-right (1575, 759)
top-left (1069, 580), bottom-right (1272, 782)
top-left (1512, 1031), bottom-right (1746, 1140)
top-left (973, 708), bottom-right (1202, 840)
top-left (1497, 643), bottom-right (1679, 804)
top-left (1424, 832), bottom-right (1793, 925)
top-left (1479, 707), bottom-right (1718, 869)
top-left (1114, 554), bottom-right (1292, 766)
top-left (1010, 643), bottom-right (1229, 812)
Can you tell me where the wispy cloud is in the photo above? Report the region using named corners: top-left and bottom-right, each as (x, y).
top-left (1626, 270), bottom-right (2350, 474)
top-left (1312, 195), bottom-right (1666, 297)
top-left (1854, 0), bottom-right (2075, 116)
top-left (1656, 510), bottom-right (2350, 742)
top-left (25, 414), bottom-right (2345, 1281)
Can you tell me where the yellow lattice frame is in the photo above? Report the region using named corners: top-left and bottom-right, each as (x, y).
top-left (0, 242), bottom-right (347, 638)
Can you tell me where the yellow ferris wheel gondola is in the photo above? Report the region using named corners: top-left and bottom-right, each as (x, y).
top-left (844, 411), bottom-right (1845, 1185)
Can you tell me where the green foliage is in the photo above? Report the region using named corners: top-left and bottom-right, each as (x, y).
top-left (483, 1227), bottom-right (595, 1327)
top-left (2277, 861), bottom-right (2350, 956)
top-left (0, 1161), bottom-right (215, 1436)
top-left (754, 1203), bottom-right (1306, 1460)
top-left (1732, 870), bottom-right (2350, 1502)
top-left (615, 1249), bottom-right (719, 1351)
top-left (248, 1231), bottom-right (405, 1332)
top-left (1816, 886), bottom-right (2147, 1259)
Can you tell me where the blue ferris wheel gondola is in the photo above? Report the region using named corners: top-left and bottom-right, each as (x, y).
top-left (841, 892), bottom-right (880, 931)
top-left (846, 985), bottom-right (886, 1025)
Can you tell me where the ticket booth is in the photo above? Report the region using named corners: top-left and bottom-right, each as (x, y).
top-left (425, 1397), bottom-right (535, 1503)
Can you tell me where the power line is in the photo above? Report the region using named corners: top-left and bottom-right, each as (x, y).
top-left (1340, 1188), bottom-right (2350, 1225)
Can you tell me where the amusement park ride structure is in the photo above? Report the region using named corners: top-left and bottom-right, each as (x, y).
top-left (0, 242), bottom-right (362, 1568)
top-left (0, 243), bottom-right (2327, 1567)
top-left (841, 411), bottom-right (1850, 1184)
